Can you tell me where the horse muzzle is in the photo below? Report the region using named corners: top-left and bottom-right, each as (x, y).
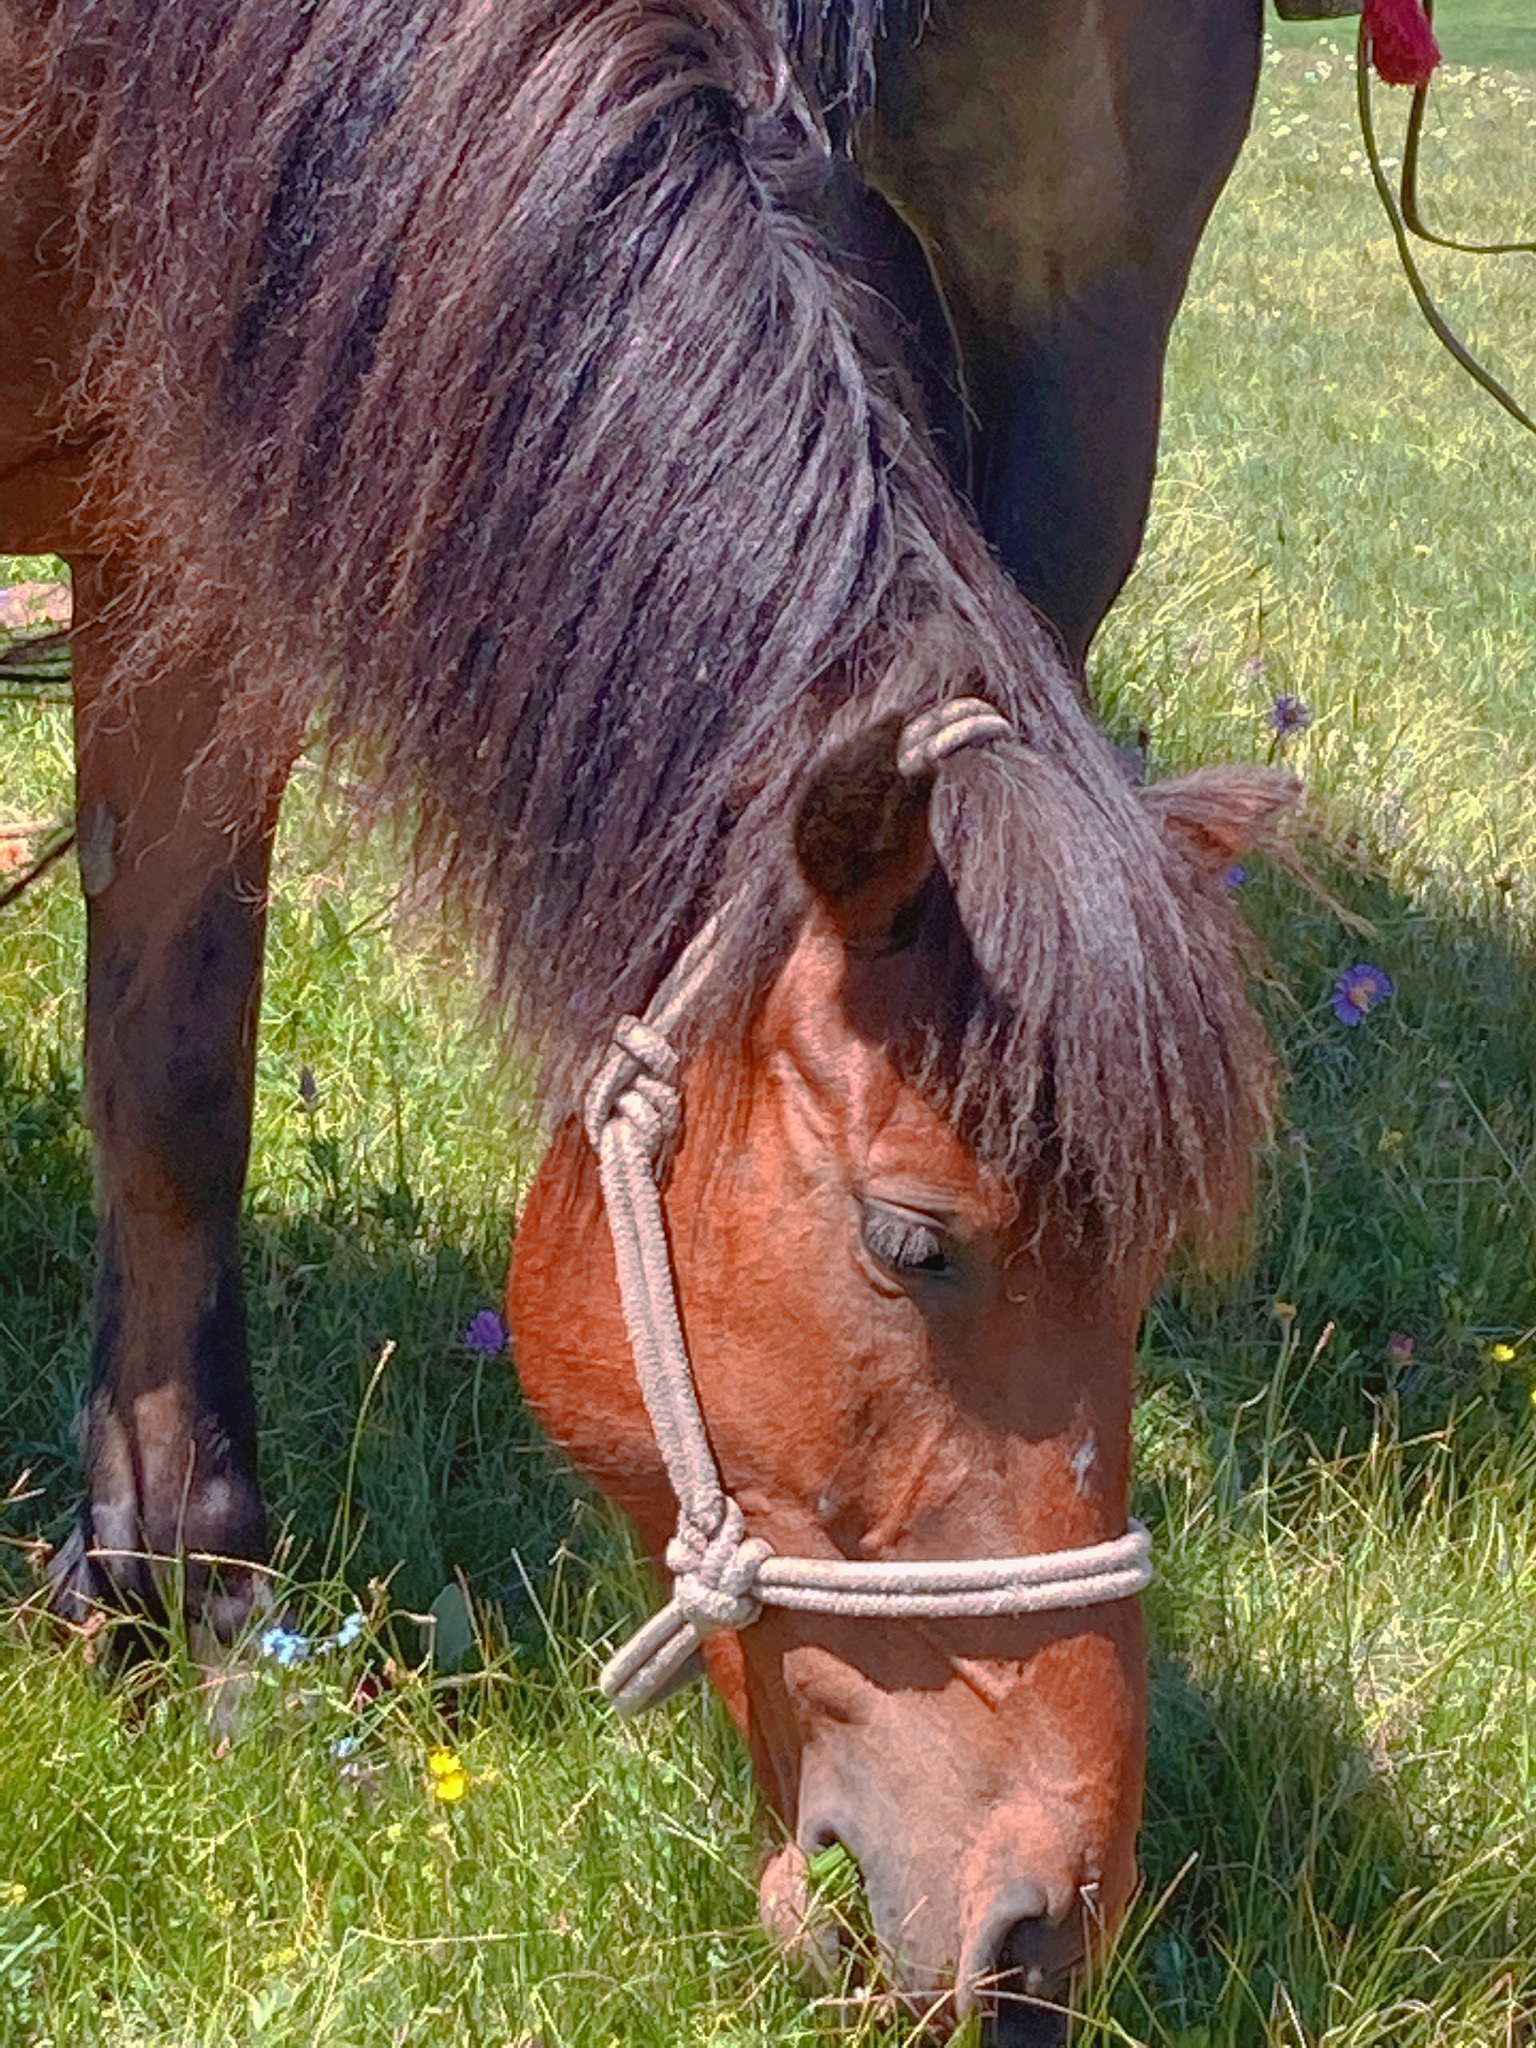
top-left (776, 1771), bottom-right (1095, 2043)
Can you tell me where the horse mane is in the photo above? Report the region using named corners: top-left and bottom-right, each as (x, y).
top-left (781, 0), bottom-right (924, 142)
top-left (23, 0), bottom-right (1275, 1254)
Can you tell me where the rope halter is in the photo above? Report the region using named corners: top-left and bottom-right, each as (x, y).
top-left (583, 699), bottom-right (1153, 1714)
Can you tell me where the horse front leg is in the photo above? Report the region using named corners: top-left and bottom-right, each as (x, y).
top-left (868, 0), bottom-right (1262, 670)
top-left (52, 560), bottom-right (299, 1643)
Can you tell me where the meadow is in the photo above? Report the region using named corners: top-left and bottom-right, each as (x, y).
top-left (2, 30), bottom-right (1535, 2047)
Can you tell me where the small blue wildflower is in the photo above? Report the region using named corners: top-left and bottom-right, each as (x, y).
top-left (331, 1734), bottom-right (363, 1760)
top-left (1270, 694), bottom-right (1312, 736)
top-left (1331, 962), bottom-right (1394, 1026)
top-left (259, 1623), bottom-right (312, 1669)
top-left (463, 1309), bottom-right (508, 1354)
top-left (325, 1609), bottom-right (365, 1652)
top-left (1222, 864), bottom-right (1247, 892)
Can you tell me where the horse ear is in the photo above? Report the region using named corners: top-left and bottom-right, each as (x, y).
top-left (1140, 765), bottom-right (1301, 875)
top-left (792, 715), bottom-right (937, 945)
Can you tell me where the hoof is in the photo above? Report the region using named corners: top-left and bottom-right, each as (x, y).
top-left (46, 1515), bottom-right (276, 1652)
top-left (46, 1520), bottom-right (109, 1626)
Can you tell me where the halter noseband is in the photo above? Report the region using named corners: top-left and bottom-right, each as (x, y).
top-left (582, 699), bottom-right (1152, 1714)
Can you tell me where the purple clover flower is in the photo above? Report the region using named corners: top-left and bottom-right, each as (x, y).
top-left (463, 1309), bottom-right (508, 1355)
top-left (1270, 694), bottom-right (1311, 736)
top-left (1331, 963), bottom-right (1394, 1026)
top-left (1222, 864), bottom-right (1247, 892)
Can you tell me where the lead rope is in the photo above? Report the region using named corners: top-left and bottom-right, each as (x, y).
top-left (584, 700), bottom-right (1153, 1715)
top-left (1355, 5), bottom-right (1536, 437)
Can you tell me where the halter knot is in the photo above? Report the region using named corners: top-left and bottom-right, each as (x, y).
top-left (583, 1013), bottom-right (683, 1156)
top-left (896, 696), bottom-right (1015, 779)
top-left (666, 1498), bottom-right (774, 1632)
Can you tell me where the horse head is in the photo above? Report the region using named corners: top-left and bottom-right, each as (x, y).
top-left (512, 702), bottom-right (1295, 2040)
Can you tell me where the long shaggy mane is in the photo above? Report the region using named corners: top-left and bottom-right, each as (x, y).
top-left (17, 0), bottom-right (1275, 1253)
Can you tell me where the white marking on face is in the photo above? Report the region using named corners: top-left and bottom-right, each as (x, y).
top-left (1070, 1432), bottom-right (1097, 1496)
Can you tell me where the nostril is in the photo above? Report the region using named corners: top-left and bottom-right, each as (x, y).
top-left (978, 1914), bottom-right (1071, 2048)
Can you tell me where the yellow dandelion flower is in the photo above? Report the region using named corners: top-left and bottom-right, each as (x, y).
top-left (427, 1747), bottom-right (461, 1779)
top-left (1488, 1343), bottom-right (1518, 1364)
top-left (4, 1882), bottom-right (26, 1909)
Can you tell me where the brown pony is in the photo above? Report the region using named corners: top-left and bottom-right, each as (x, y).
top-left (2, 0), bottom-right (1285, 2034)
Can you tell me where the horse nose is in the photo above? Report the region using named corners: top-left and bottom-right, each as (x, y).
top-left (962, 1884), bottom-right (1077, 2048)
top-left (979, 1917), bottom-right (1070, 2046)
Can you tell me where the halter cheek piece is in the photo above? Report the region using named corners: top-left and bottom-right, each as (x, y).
top-left (583, 698), bottom-right (1153, 1714)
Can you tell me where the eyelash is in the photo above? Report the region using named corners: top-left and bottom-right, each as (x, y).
top-left (861, 1204), bottom-right (956, 1280)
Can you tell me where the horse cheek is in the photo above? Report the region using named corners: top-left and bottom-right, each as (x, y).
top-left (508, 1123), bottom-right (676, 1560)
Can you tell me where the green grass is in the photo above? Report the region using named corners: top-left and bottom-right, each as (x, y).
top-left (1272, 0), bottom-right (1536, 73)
top-left (3, 36), bottom-right (1536, 2046)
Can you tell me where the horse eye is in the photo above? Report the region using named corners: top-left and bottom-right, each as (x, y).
top-left (861, 1202), bottom-right (957, 1280)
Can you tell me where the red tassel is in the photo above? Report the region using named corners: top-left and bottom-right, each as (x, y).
top-left (1363, 0), bottom-right (1442, 88)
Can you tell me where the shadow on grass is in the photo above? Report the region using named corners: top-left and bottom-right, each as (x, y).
top-left (1105, 1651), bottom-right (1456, 2043)
top-left (0, 1045), bottom-right (595, 1652)
top-left (1150, 852), bottom-right (1536, 1463)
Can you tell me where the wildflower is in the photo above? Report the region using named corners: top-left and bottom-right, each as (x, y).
top-left (427, 1748), bottom-right (469, 1803)
top-left (299, 1067), bottom-right (318, 1105)
top-left (1272, 1300), bottom-right (1298, 1324)
top-left (1243, 655), bottom-right (1270, 681)
top-left (1331, 963), bottom-right (1394, 1026)
top-left (259, 1623), bottom-right (312, 1669)
top-left (462, 1309), bottom-right (508, 1354)
top-left (331, 1735), bottom-right (362, 1761)
top-left (1385, 1331), bottom-right (1416, 1366)
top-left (4, 1882), bottom-right (26, 1908)
top-left (1222, 864), bottom-right (1247, 892)
top-left (1269, 693), bottom-right (1311, 736)
top-left (325, 1609), bottom-right (365, 1652)
top-left (1487, 1342), bottom-right (1518, 1365)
